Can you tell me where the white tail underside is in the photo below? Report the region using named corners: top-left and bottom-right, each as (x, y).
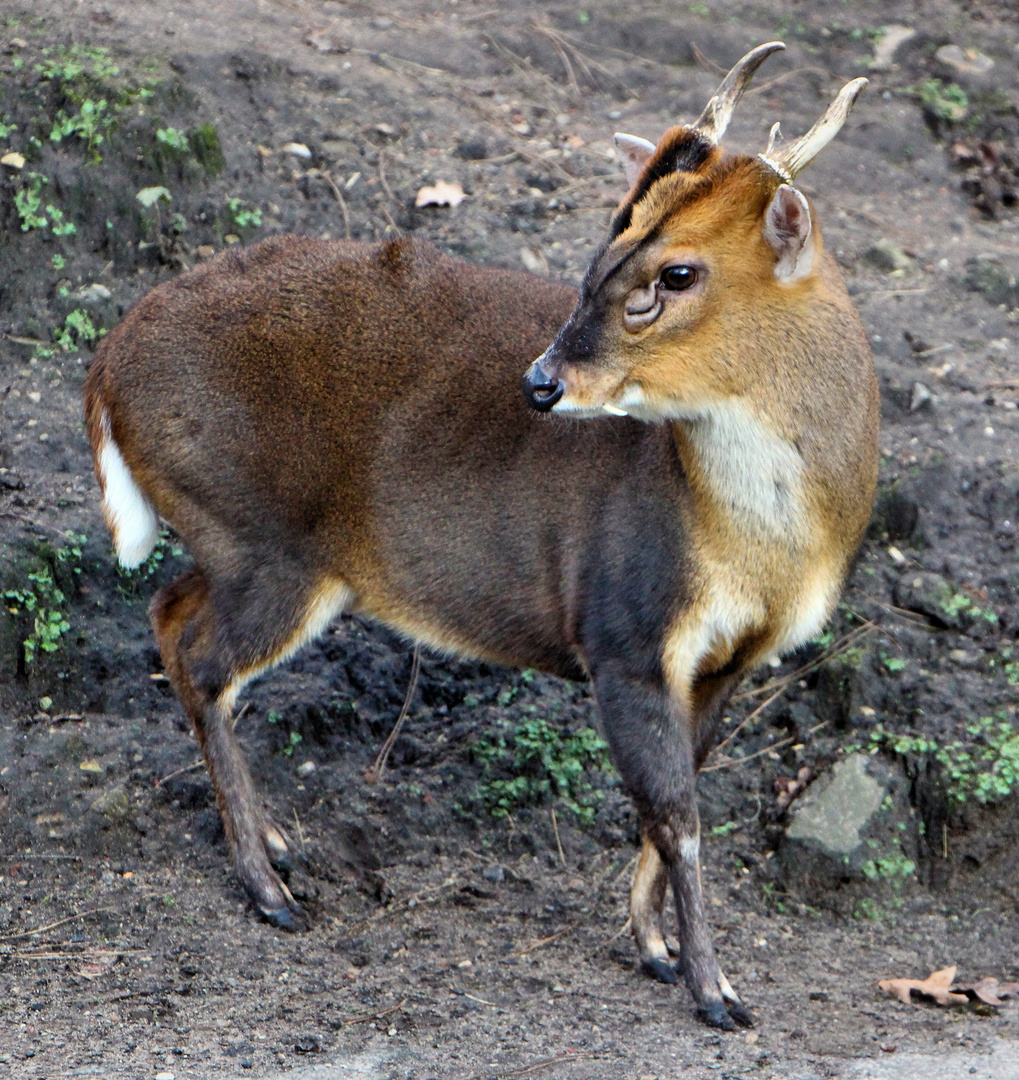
top-left (96, 408), bottom-right (159, 568)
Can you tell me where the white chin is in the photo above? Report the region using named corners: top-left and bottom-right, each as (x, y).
top-left (550, 399), bottom-right (619, 419)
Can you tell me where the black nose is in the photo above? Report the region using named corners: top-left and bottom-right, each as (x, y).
top-left (522, 358), bottom-right (564, 412)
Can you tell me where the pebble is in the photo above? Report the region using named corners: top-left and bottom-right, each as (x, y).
top-left (936, 44), bottom-right (994, 75)
top-left (77, 283), bottom-right (112, 303)
top-left (296, 760), bottom-right (316, 777)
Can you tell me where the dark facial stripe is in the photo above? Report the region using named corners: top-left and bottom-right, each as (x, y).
top-left (610, 128), bottom-right (714, 238)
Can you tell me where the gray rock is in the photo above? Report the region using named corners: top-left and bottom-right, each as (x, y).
top-left (781, 752), bottom-right (918, 895)
top-left (785, 754), bottom-right (887, 860)
top-left (89, 783), bottom-right (130, 819)
top-left (864, 238), bottom-right (912, 272)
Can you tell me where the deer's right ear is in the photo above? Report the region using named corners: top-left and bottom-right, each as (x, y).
top-left (764, 184), bottom-right (815, 283)
top-left (614, 133), bottom-right (656, 189)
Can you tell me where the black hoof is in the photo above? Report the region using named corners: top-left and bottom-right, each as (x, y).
top-left (641, 957), bottom-right (681, 985)
top-left (727, 999), bottom-right (755, 1028)
top-left (259, 903), bottom-right (305, 932)
top-left (268, 848), bottom-right (296, 875)
top-left (697, 1001), bottom-right (737, 1031)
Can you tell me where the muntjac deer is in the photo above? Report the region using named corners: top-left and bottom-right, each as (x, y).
top-left (84, 43), bottom-right (878, 1029)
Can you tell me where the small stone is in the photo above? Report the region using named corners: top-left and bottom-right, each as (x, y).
top-left (949, 649), bottom-right (977, 667)
top-left (77, 283), bottom-right (112, 303)
top-left (79, 760), bottom-right (103, 773)
top-left (887, 546), bottom-right (907, 567)
top-left (936, 44), bottom-right (994, 76)
top-left (371, 16), bottom-right (394, 29)
top-left (296, 760), bottom-right (316, 777)
top-left (481, 864), bottom-right (505, 883)
top-left (195, 245), bottom-right (215, 259)
top-left (281, 142), bottom-right (312, 159)
top-left (1, 151), bottom-right (25, 169)
top-left (910, 382), bottom-right (932, 412)
top-left (90, 784), bottom-right (130, 819)
top-left (865, 238), bottom-right (912, 272)
top-left (519, 247), bottom-right (547, 275)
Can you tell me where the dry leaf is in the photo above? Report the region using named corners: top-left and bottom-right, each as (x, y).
top-left (415, 180), bottom-right (467, 208)
top-left (878, 966), bottom-right (967, 1006)
top-left (954, 977), bottom-right (1019, 1006)
top-left (1, 151), bottom-right (25, 169)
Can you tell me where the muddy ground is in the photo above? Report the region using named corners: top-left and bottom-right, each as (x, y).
top-left (2, 1), bottom-right (1019, 1077)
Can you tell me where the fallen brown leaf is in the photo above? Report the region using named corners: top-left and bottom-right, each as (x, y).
top-left (953, 977), bottom-right (1019, 1006)
top-left (878, 965), bottom-right (968, 1006)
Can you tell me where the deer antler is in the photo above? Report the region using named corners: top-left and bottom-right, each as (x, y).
top-left (759, 78), bottom-right (869, 182)
top-left (693, 41), bottom-right (786, 144)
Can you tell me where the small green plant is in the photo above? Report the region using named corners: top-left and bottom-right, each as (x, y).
top-left (870, 716), bottom-right (1019, 808)
top-left (15, 172), bottom-right (48, 230)
top-left (474, 717), bottom-right (613, 824)
top-left (36, 43), bottom-right (120, 85)
top-left (156, 126), bottom-right (189, 152)
top-left (226, 196), bottom-right (262, 230)
top-left (918, 79), bottom-right (969, 123)
top-left (14, 173), bottom-right (77, 235)
top-left (861, 848), bottom-right (916, 881)
top-left (265, 708), bottom-right (302, 755)
top-left (49, 97), bottom-right (113, 160)
top-left (882, 655), bottom-right (907, 673)
top-left (50, 253), bottom-right (66, 270)
top-left (0, 118), bottom-right (17, 138)
top-left (54, 309), bottom-right (101, 352)
top-left (3, 533), bottom-right (86, 664)
top-left (993, 644), bottom-right (1019, 685)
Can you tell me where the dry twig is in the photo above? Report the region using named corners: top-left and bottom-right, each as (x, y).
top-left (365, 644), bottom-right (421, 784)
top-left (0, 907), bottom-right (116, 942)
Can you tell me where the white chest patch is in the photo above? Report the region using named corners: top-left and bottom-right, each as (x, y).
top-left (680, 399), bottom-right (807, 541)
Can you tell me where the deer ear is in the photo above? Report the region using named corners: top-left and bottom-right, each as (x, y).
top-left (764, 184), bottom-right (815, 283)
top-left (614, 132), bottom-right (656, 189)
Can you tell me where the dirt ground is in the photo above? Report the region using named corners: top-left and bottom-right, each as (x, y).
top-left (3, 1), bottom-right (1019, 1077)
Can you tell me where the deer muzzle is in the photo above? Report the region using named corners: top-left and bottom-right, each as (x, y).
top-left (522, 356), bottom-right (564, 412)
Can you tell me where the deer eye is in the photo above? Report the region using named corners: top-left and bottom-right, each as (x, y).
top-left (659, 265), bottom-right (699, 291)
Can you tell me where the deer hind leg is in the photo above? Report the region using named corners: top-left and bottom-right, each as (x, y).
top-left (151, 565), bottom-right (352, 930)
top-left (631, 835), bottom-right (680, 984)
top-left (593, 660), bottom-right (753, 1030)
